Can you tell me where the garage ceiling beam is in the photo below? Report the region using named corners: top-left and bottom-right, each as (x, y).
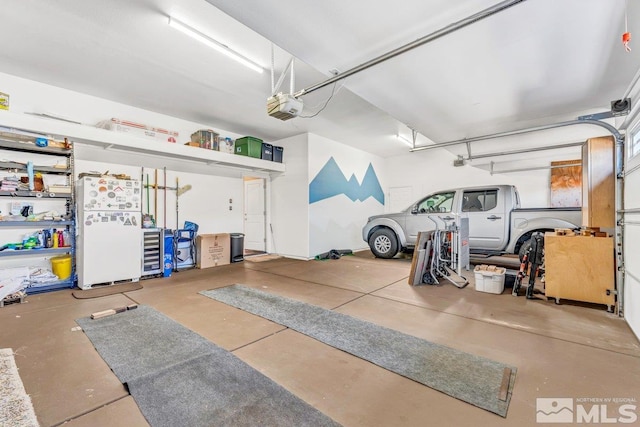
top-left (409, 119), bottom-right (624, 152)
top-left (294, 0), bottom-right (527, 98)
top-left (465, 140), bottom-right (584, 161)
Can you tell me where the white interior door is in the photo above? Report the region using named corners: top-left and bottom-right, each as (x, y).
top-left (244, 178), bottom-right (266, 252)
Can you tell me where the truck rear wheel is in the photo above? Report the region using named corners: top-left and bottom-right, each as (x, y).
top-left (369, 229), bottom-right (398, 259)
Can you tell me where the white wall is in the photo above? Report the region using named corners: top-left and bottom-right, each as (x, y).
top-left (270, 134), bottom-right (309, 258)
top-left (0, 71), bottom-right (245, 143)
top-left (308, 134), bottom-right (385, 257)
top-left (0, 72), bottom-right (247, 234)
top-left (385, 149), bottom-right (552, 209)
top-left (386, 119), bottom-right (620, 210)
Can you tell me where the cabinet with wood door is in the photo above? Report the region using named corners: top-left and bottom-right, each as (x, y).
top-left (544, 232), bottom-right (615, 312)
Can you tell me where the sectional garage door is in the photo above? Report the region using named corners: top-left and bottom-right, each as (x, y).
top-left (623, 123), bottom-right (640, 339)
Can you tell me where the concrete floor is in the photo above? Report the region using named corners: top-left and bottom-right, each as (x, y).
top-left (2, 252), bottom-right (639, 427)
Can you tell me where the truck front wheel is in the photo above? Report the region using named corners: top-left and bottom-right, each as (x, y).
top-left (369, 229), bottom-right (399, 259)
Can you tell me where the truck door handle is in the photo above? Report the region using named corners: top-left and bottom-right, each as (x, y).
top-left (487, 215), bottom-right (501, 221)
top-left (442, 216), bottom-right (454, 221)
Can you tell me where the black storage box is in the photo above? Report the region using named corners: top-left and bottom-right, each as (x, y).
top-left (273, 146), bottom-right (284, 162)
top-left (261, 143), bottom-right (273, 161)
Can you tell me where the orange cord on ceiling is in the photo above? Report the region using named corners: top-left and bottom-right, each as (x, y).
top-left (623, 32), bottom-right (631, 52)
top-left (623, 0), bottom-right (631, 52)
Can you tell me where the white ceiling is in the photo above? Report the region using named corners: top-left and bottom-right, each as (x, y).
top-left (1, 0), bottom-right (638, 158)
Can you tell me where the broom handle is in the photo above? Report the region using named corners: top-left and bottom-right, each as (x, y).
top-left (154, 169), bottom-right (158, 224)
top-left (176, 176), bottom-right (179, 230)
top-left (146, 174), bottom-right (150, 214)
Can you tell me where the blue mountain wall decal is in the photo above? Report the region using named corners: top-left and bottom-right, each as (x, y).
top-left (309, 157), bottom-right (384, 204)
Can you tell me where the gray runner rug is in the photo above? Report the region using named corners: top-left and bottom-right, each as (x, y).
top-left (76, 305), bottom-right (340, 427)
top-left (201, 285), bottom-right (517, 417)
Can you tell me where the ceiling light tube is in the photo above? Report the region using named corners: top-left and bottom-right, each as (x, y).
top-left (168, 16), bottom-right (263, 74)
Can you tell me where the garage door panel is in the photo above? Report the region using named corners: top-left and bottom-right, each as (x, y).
top-left (625, 167), bottom-right (640, 199)
top-left (624, 153), bottom-right (640, 338)
top-left (624, 273), bottom-right (640, 341)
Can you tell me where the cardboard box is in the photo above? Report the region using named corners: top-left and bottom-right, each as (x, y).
top-left (96, 118), bottom-right (179, 143)
top-left (196, 233), bottom-right (230, 269)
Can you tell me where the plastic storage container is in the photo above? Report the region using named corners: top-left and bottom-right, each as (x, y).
top-left (261, 143), bottom-right (273, 161)
top-left (50, 254), bottom-right (72, 280)
top-left (473, 265), bottom-right (506, 294)
top-left (230, 233), bottom-right (244, 263)
top-left (235, 137), bottom-right (263, 158)
top-left (190, 129), bottom-right (219, 150)
top-left (273, 146), bottom-right (284, 162)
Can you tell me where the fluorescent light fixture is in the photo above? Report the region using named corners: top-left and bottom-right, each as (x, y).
top-left (397, 134), bottom-right (415, 147)
top-left (168, 16), bottom-right (263, 74)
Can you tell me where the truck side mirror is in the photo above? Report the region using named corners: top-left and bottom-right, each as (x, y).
top-left (411, 205), bottom-right (418, 214)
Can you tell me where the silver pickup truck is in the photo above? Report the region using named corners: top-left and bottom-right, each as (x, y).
top-left (362, 185), bottom-right (581, 258)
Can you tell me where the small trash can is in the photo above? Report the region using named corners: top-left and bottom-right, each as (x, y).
top-left (230, 233), bottom-right (245, 263)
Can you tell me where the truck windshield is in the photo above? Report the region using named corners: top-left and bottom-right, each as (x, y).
top-left (416, 191), bottom-right (455, 213)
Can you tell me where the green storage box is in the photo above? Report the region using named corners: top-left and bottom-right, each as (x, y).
top-left (235, 136), bottom-right (263, 158)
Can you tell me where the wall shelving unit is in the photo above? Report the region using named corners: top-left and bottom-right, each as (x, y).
top-left (0, 129), bottom-right (75, 294)
top-left (0, 111), bottom-right (285, 174)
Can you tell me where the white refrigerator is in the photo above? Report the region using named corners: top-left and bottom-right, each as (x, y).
top-left (76, 176), bottom-right (142, 289)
